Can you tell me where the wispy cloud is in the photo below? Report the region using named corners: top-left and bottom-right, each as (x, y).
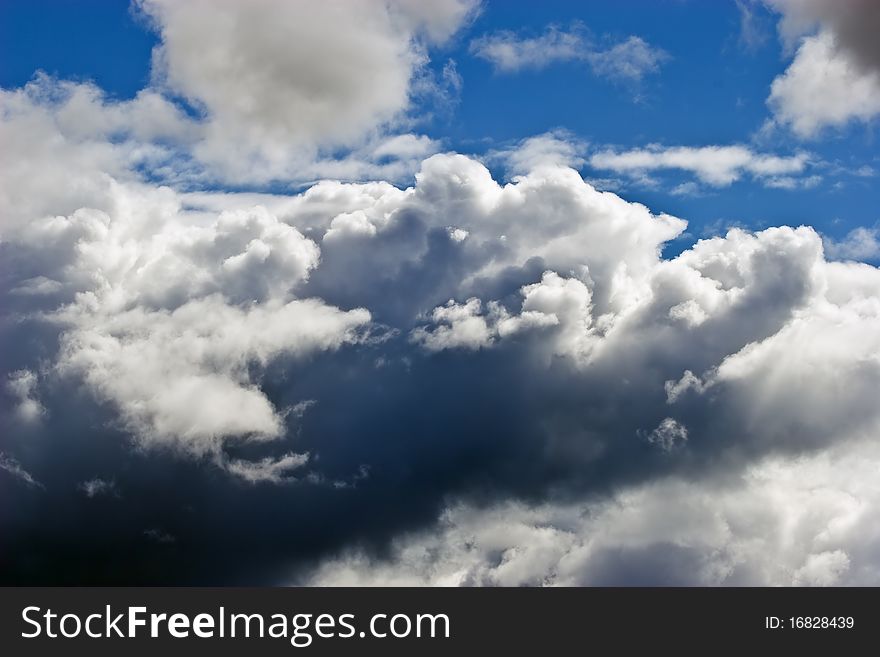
top-left (0, 452), bottom-right (44, 489)
top-left (590, 144), bottom-right (812, 187)
top-left (471, 24), bottom-right (667, 82)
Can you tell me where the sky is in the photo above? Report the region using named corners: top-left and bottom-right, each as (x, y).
top-left (1, 0), bottom-right (880, 585)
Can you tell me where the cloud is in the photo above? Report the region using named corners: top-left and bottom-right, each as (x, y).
top-left (767, 32), bottom-right (880, 138)
top-left (2, 0), bottom-right (880, 585)
top-left (736, 0), bottom-right (771, 52)
top-left (6, 181), bottom-right (371, 468)
top-left (643, 417), bottom-right (688, 452)
top-left (79, 478), bottom-right (118, 498)
top-left (470, 25), bottom-right (666, 82)
top-left (488, 131), bottom-right (589, 175)
top-left (137, 0), bottom-right (477, 182)
top-left (225, 452), bottom-right (310, 485)
top-left (765, 0), bottom-right (880, 137)
top-left (824, 227), bottom-right (880, 262)
top-left (306, 436), bottom-right (880, 586)
top-left (590, 144), bottom-right (811, 187)
top-left (0, 453), bottom-right (44, 489)
top-left (4, 143), bottom-right (880, 584)
top-left (767, 0), bottom-right (880, 72)
top-left (470, 25), bottom-right (585, 72)
top-left (585, 36), bottom-right (667, 82)
top-left (6, 370), bottom-right (45, 423)
top-left (0, 75), bottom-right (197, 235)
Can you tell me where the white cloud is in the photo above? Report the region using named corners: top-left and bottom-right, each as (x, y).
top-left (470, 25), bottom-right (666, 81)
top-left (590, 144), bottom-right (810, 187)
top-left (0, 75), bottom-right (196, 235)
top-left (768, 32), bottom-right (880, 138)
top-left (488, 131), bottom-right (588, 175)
top-left (6, 370), bottom-right (45, 424)
top-left (9, 182), bottom-right (371, 466)
top-left (138, 0), bottom-right (476, 183)
top-left (765, 1), bottom-right (880, 137)
top-left (225, 452), bottom-right (311, 484)
top-left (584, 36), bottom-right (667, 82)
top-left (470, 25), bottom-right (585, 72)
top-left (644, 417), bottom-right (688, 452)
top-left (824, 227), bottom-right (880, 261)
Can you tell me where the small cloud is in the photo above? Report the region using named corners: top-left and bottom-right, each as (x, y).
top-left (585, 36), bottom-right (668, 83)
top-left (642, 418), bottom-right (689, 452)
top-left (487, 130), bottom-right (588, 175)
top-left (590, 144), bottom-right (812, 188)
top-left (144, 528), bottom-right (176, 544)
top-left (670, 181), bottom-right (703, 197)
top-left (6, 370), bottom-right (46, 424)
top-left (470, 24), bottom-right (666, 84)
top-left (823, 226), bottom-right (880, 261)
top-left (764, 174), bottom-right (821, 189)
top-left (736, 0), bottom-right (770, 53)
top-left (78, 478), bottom-right (119, 498)
top-left (225, 452), bottom-right (310, 484)
top-left (0, 452), bottom-right (44, 489)
top-left (10, 276), bottom-right (63, 296)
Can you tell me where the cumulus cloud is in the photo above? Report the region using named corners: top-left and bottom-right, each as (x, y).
top-left (4, 141), bottom-right (880, 583)
top-left (471, 25), bottom-right (666, 82)
top-left (38, 197), bottom-right (370, 461)
top-left (768, 32), bottom-right (880, 138)
top-left (590, 144), bottom-right (811, 187)
top-left (766, 0), bottom-right (880, 137)
top-left (137, 0), bottom-right (477, 182)
top-left (0, 74), bottom-right (197, 235)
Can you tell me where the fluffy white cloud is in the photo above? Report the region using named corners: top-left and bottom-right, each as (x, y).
top-left (138, 0), bottom-right (477, 182)
top-left (766, 0), bottom-right (880, 137)
top-left (470, 25), bottom-right (666, 81)
top-left (590, 144), bottom-right (810, 187)
top-left (0, 75), bottom-right (196, 235)
top-left (768, 32), bottom-right (880, 138)
top-left (8, 181), bottom-right (370, 466)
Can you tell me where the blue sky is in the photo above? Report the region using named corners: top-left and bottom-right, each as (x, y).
top-left (2, 0), bottom-right (877, 253)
